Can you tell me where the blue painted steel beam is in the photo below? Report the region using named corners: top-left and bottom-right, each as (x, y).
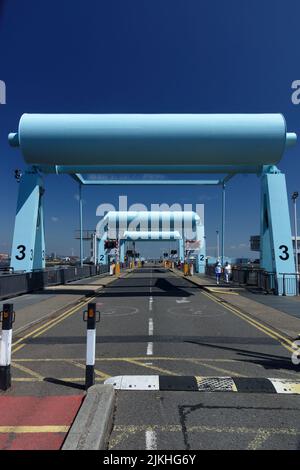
top-left (33, 165), bottom-right (263, 175)
top-left (9, 114), bottom-right (296, 167)
top-left (122, 231), bottom-right (182, 240)
top-left (36, 164), bottom-right (263, 175)
top-left (76, 178), bottom-right (222, 185)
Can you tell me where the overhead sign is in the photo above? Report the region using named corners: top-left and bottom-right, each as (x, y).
top-left (185, 240), bottom-right (201, 252)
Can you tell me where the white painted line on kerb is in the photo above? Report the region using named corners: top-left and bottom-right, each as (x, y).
top-left (146, 430), bottom-right (157, 450)
top-left (149, 296), bottom-right (153, 311)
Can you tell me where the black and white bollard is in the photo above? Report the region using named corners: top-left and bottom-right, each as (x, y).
top-left (83, 303), bottom-right (100, 390)
top-left (0, 304), bottom-right (15, 391)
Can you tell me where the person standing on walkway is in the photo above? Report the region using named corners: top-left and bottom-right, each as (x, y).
top-left (215, 261), bottom-right (222, 285)
top-left (224, 261), bottom-right (232, 283)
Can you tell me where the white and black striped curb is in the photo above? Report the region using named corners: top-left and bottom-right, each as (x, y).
top-left (105, 375), bottom-right (300, 394)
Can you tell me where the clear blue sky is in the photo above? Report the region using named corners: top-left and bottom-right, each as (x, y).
top-left (0, 0), bottom-right (299, 258)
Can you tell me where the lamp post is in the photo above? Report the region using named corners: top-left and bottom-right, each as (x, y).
top-left (292, 191), bottom-right (299, 276)
top-left (216, 230), bottom-right (220, 261)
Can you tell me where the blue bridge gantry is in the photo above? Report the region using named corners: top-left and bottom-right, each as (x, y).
top-left (96, 211), bottom-right (205, 271)
top-left (8, 113), bottom-right (297, 294)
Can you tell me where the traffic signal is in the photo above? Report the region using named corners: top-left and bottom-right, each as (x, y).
top-left (105, 240), bottom-right (117, 250)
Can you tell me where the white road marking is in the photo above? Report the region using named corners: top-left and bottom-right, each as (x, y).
top-left (105, 375), bottom-right (159, 390)
top-left (147, 317), bottom-right (154, 355)
top-left (148, 318), bottom-right (154, 336)
top-left (147, 342), bottom-right (153, 356)
top-left (176, 297), bottom-right (190, 304)
top-left (86, 329), bottom-right (96, 366)
top-left (146, 429), bottom-right (157, 450)
top-left (147, 270), bottom-right (154, 355)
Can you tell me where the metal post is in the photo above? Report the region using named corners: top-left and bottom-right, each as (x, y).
top-left (93, 232), bottom-right (97, 265)
top-left (221, 182), bottom-right (225, 266)
top-left (0, 304), bottom-right (15, 391)
top-left (84, 303), bottom-right (100, 390)
top-left (292, 192), bottom-right (299, 295)
top-left (293, 194), bottom-right (299, 274)
top-left (282, 274), bottom-right (286, 296)
top-left (216, 230), bottom-right (220, 260)
top-left (79, 183), bottom-right (83, 267)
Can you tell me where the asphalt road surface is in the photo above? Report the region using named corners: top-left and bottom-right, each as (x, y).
top-left (8, 266), bottom-right (300, 450)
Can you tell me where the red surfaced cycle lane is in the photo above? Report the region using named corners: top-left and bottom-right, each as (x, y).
top-left (0, 395), bottom-right (83, 450)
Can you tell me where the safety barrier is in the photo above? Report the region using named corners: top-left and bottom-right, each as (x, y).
top-left (205, 265), bottom-right (278, 294)
top-left (277, 273), bottom-right (300, 296)
top-left (0, 264), bottom-right (109, 300)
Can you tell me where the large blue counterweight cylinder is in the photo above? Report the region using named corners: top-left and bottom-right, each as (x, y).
top-left (8, 114), bottom-right (295, 167)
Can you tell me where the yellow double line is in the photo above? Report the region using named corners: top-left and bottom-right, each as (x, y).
top-left (12, 297), bottom-right (96, 354)
top-left (201, 290), bottom-right (295, 354)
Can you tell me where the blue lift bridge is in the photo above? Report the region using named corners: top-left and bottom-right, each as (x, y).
top-left (8, 113), bottom-right (297, 294)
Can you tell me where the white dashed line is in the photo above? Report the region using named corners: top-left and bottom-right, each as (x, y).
top-left (147, 269), bottom-right (154, 355)
top-left (146, 429), bottom-right (157, 450)
top-left (148, 318), bottom-right (154, 336)
top-left (146, 342), bottom-right (153, 356)
top-left (147, 316), bottom-right (154, 356)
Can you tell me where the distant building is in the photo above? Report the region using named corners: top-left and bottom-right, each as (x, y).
top-left (250, 235), bottom-right (260, 252)
top-left (250, 235), bottom-right (300, 263)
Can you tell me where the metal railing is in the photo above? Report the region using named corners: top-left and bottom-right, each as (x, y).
top-left (0, 264), bottom-right (110, 300)
top-left (277, 273), bottom-right (300, 296)
top-left (205, 265), bottom-right (277, 294)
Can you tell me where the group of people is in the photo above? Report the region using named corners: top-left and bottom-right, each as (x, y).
top-left (214, 261), bottom-right (232, 285)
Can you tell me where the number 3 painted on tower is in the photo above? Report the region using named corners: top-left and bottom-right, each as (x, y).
top-left (279, 245), bottom-right (289, 261)
top-left (15, 244), bottom-right (26, 260)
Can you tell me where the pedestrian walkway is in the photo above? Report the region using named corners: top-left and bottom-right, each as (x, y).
top-left (240, 290), bottom-right (300, 320)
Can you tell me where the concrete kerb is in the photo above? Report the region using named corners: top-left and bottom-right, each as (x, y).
top-left (62, 384), bottom-right (116, 450)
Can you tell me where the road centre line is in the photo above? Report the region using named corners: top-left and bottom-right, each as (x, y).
top-left (145, 429), bottom-right (157, 450)
top-left (147, 317), bottom-right (154, 355)
top-left (148, 318), bottom-right (154, 336)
